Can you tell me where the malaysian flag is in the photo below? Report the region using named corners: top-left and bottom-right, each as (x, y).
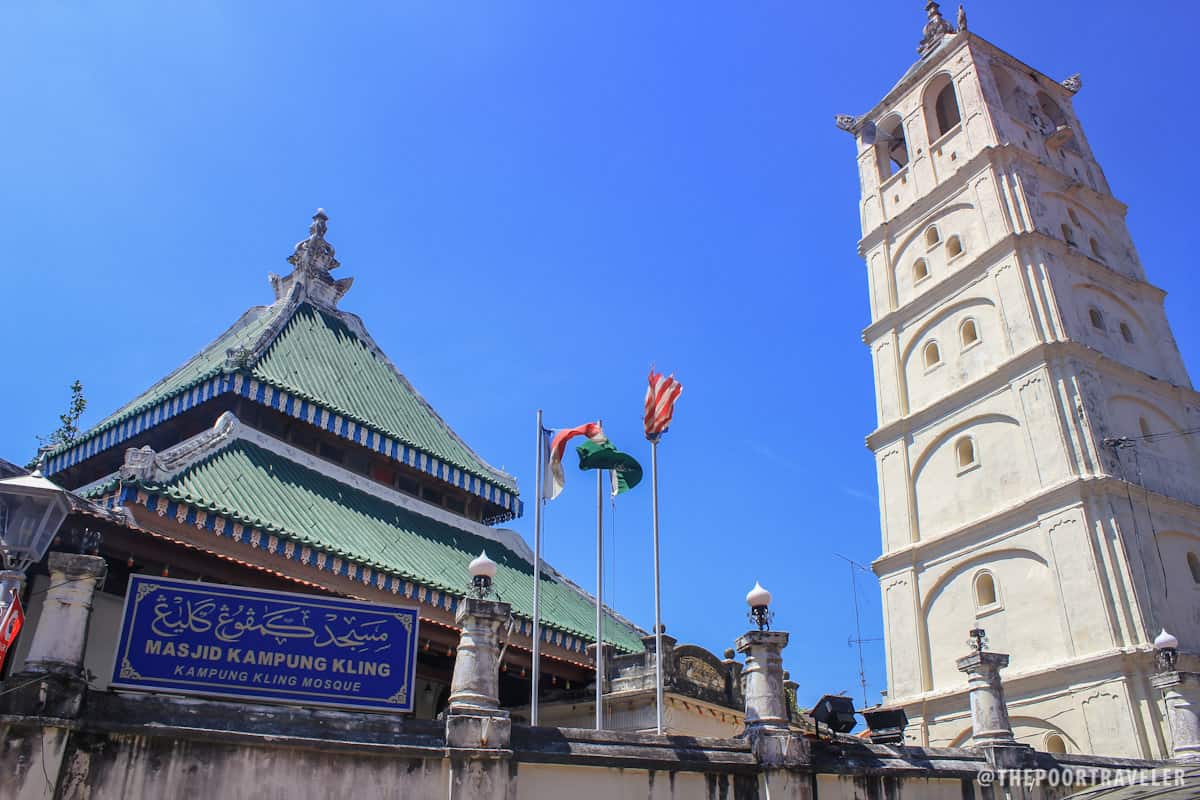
top-left (643, 369), bottom-right (683, 442)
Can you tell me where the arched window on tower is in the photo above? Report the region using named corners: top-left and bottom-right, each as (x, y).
top-left (1068, 208), bottom-right (1082, 227)
top-left (1139, 417), bottom-right (1153, 440)
top-left (876, 115), bottom-right (909, 178)
top-left (1089, 307), bottom-right (1105, 330)
top-left (960, 318), bottom-right (980, 347)
top-left (1120, 322), bottom-right (1135, 343)
top-left (955, 436), bottom-right (977, 470)
top-left (992, 66), bottom-right (1021, 117)
top-left (1045, 734), bottom-right (1068, 754)
top-left (1188, 552), bottom-right (1200, 585)
top-left (925, 74), bottom-right (961, 141)
top-left (925, 226), bottom-right (940, 247)
top-left (913, 258), bottom-right (930, 283)
top-left (1061, 224), bottom-right (1078, 247)
top-left (1090, 237), bottom-right (1104, 260)
top-left (946, 235), bottom-right (964, 259)
top-left (1036, 91), bottom-right (1068, 132)
top-left (923, 341), bottom-right (942, 369)
top-left (974, 571), bottom-right (997, 608)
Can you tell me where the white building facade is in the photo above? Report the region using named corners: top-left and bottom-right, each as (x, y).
top-left (845, 5), bottom-right (1200, 758)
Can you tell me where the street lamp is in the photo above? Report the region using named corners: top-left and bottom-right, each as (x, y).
top-left (1154, 629), bottom-right (1180, 672)
top-left (746, 581), bottom-right (773, 631)
top-left (468, 550), bottom-right (497, 599)
top-left (0, 469), bottom-right (72, 616)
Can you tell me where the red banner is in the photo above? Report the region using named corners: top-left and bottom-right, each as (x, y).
top-left (0, 592), bottom-right (25, 672)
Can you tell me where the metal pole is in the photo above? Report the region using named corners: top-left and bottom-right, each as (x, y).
top-left (595, 466), bottom-right (604, 730)
top-left (531, 410), bottom-right (544, 726)
top-left (650, 439), bottom-right (664, 734)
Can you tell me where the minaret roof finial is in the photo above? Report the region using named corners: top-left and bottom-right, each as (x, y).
top-left (917, 1), bottom-right (958, 58)
top-left (288, 207), bottom-right (340, 275)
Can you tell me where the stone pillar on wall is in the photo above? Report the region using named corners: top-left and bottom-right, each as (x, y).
top-left (734, 629), bottom-right (807, 772)
top-left (23, 553), bottom-right (107, 676)
top-left (0, 552), bottom-right (107, 721)
top-left (955, 646), bottom-right (1033, 768)
top-left (736, 630), bottom-right (789, 731)
top-left (1151, 669), bottom-right (1200, 762)
top-left (445, 596), bottom-right (513, 800)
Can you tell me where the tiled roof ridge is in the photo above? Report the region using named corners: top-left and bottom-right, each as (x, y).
top-left (110, 411), bottom-right (535, 562)
top-left (256, 300), bottom-right (517, 491)
top-left (230, 283), bottom-right (310, 369)
top-left (50, 304), bottom-right (282, 456)
top-left (314, 303), bottom-right (517, 488)
top-left (539, 566), bottom-right (648, 639)
top-left (117, 438), bottom-right (641, 651)
top-left (46, 291), bottom-right (518, 503)
top-left (129, 441), bottom-right (484, 584)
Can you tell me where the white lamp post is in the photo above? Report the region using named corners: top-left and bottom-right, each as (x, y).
top-left (0, 469), bottom-right (72, 618)
top-left (746, 581), bottom-right (773, 631)
top-left (1155, 629), bottom-right (1181, 672)
top-left (468, 550), bottom-right (497, 599)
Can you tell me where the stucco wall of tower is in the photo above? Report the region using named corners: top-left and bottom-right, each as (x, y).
top-left (901, 653), bottom-right (1180, 760)
top-left (857, 29), bottom-right (1200, 761)
top-left (876, 470), bottom-right (1200, 756)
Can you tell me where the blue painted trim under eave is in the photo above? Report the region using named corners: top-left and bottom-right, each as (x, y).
top-left (45, 374), bottom-right (523, 519)
top-left (126, 488), bottom-right (585, 654)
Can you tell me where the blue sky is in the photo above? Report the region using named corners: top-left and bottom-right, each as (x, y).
top-left (2, 2), bottom-right (1198, 710)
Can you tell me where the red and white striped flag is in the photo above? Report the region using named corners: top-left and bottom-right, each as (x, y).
top-left (543, 422), bottom-right (606, 500)
top-left (644, 369), bottom-right (683, 441)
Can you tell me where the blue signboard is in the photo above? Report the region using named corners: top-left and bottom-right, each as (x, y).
top-left (111, 575), bottom-right (420, 712)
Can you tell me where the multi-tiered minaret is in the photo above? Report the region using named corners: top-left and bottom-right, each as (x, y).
top-left (840, 4), bottom-right (1200, 758)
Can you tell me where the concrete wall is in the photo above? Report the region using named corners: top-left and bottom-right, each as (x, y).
top-left (1, 684), bottom-right (1166, 800)
top-left (516, 764), bottom-right (728, 800)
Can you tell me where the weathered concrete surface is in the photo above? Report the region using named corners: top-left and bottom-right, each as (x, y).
top-left (0, 684), bottom-right (1177, 800)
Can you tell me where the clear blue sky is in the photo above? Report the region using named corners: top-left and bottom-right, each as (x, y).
top-left (3, 2), bottom-right (1198, 710)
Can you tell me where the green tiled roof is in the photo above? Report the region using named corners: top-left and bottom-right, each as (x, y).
top-left (66, 300), bottom-right (515, 494)
top-left (89, 304), bottom-right (285, 433)
top-left (134, 439), bottom-right (642, 653)
top-left (251, 304), bottom-right (513, 491)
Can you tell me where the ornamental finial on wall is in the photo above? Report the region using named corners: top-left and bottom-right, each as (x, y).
top-left (957, 4), bottom-right (967, 32)
top-left (288, 208), bottom-right (341, 275)
top-left (917, 1), bottom-right (957, 58)
top-left (834, 115), bottom-right (860, 134)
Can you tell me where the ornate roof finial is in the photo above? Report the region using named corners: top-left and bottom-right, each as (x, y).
top-left (957, 4), bottom-right (967, 32)
top-left (918, 1), bottom-right (957, 58)
top-left (834, 114), bottom-right (860, 134)
top-left (288, 208), bottom-right (340, 276)
top-left (1061, 73), bottom-right (1082, 94)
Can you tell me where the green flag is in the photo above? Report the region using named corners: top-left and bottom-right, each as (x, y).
top-left (576, 439), bottom-right (643, 495)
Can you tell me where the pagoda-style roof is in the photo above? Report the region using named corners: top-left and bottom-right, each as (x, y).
top-left (45, 211), bottom-right (520, 519)
top-left (84, 413), bottom-right (643, 654)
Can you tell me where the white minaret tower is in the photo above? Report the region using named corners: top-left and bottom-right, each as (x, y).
top-left (841, 3), bottom-right (1200, 758)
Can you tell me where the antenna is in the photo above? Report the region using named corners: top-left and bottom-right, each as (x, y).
top-left (836, 553), bottom-right (881, 710)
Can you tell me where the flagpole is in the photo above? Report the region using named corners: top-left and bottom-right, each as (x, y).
top-left (595, 465), bottom-right (604, 730)
top-left (650, 437), bottom-right (664, 734)
top-left (531, 409), bottom-right (544, 726)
